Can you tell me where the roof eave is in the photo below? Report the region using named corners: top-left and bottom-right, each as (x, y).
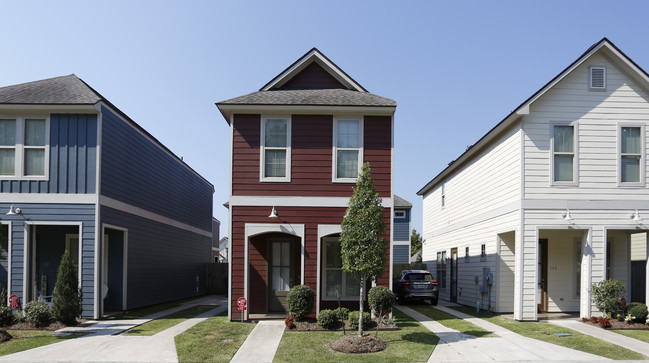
top-left (0, 104), bottom-right (99, 113)
top-left (217, 103), bottom-right (396, 124)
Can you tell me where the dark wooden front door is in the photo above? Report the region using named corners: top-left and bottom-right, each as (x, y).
top-left (450, 248), bottom-right (458, 303)
top-left (538, 239), bottom-right (548, 312)
top-left (268, 240), bottom-right (293, 312)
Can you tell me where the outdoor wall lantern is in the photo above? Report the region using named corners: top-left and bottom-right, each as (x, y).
top-left (562, 209), bottom-right (573, 222)
top-left (268, 206), bottom-right (279, 218)
top-left (630, 209), bottom-right (643, 223)
top-left (6, 204), bottom-right (21, 216)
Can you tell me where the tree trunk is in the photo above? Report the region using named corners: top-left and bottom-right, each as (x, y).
top-left (358, 276), bottom-right (365, 336)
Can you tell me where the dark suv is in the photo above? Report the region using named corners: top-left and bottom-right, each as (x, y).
top-left (394, 270), bottom-right (439, 305)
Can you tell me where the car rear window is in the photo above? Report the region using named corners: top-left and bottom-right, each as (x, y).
top-left (405, 273), bottom-right (433, 281)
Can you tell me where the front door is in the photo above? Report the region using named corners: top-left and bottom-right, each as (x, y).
top-left (538, 239), bottom-right (548, 312)
top-left (450, 247), bottom-right (458, 303)
top-left (268, 240), bottom-right (292, 312)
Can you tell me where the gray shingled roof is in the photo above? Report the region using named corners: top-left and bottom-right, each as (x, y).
top-left (0, 74), bottom-right (102, 104)
top-left (394, 194), bottom-right (412, 208)
top-left (218, 88), bottom-right (396, 107)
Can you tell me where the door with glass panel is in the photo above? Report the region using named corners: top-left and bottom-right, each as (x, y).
top-left (268, 239), bottom-right (293, 312)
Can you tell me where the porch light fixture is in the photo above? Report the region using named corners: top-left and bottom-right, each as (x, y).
top-left (631, 209), bottom-right (643, 223)
top-left (562, 209), bottom-right (573, 222)
top-left (268, 207), bottom-right (279, 218)
top-left (6, 204), bottom-right (21, 216)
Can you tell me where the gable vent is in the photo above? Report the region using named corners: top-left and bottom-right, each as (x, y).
top-left (590, 66), bottom-right (606, 89)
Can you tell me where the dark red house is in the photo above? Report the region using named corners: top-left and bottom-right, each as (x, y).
top-left (217, 48), bottom-right (396, 320)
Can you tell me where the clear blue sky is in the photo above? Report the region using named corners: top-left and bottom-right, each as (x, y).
top-left (2, 1), bottom-right (649, 237)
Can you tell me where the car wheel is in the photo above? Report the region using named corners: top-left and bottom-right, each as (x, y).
top-left (431, 297), bottom-right (438, 306)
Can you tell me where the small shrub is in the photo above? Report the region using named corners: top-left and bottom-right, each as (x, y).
top-left (52, 250), bottom-right (82, 325)
top-left (333, 307), bottom-right (350, 320)
top-left (317, 309), bottom-right (339, 329)
top-left (284, 315), bottom-right (295, 329)
top-left (0, 305), bottom-right (15, 327)
top-left (0, 285), bottom-right (7, 307)
top-left (286, 285), bottom-right (314, 321)
top-left (590, 316), bottom-right (598, 323)
top-left (368, 286), bottom-right (396, 315)
top-left (626, 302), bottom-right (648, 323)
top-left (599, 317), bottom-right (611, 328)
top-left (591, 279), bottom-right (625, 314)
top-left (24, 301), bottom-right (53, 328)
top-left (348, 311), bottom-right (372, 330)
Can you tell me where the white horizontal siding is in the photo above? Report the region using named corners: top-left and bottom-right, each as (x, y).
top-left (497, 231), bottom-right (515, 313)
top-left (524, 53), bottom-right (649, 200)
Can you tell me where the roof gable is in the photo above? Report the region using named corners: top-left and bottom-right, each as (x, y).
top-left (0, 74), bottom-right (102, 104)
top-left (278, 62), bottom-right (346, 90)
top-left (260, 48), bottom-right (367, 92)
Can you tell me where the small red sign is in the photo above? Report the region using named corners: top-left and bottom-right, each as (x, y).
top-left (8, 295), bottom-right (18, 308)
top-left (237, 297), bottom-right (247, 311)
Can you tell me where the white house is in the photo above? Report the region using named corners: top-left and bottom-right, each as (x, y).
top-left (418, 38), bottom-right (649, 321)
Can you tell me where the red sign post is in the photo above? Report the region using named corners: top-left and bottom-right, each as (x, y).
top-left (237, 297), bottom-right (247, 322)
top-left (8, 295), bottom-right (18, 308)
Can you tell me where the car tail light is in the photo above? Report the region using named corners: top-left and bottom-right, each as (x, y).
top-left (430, 280), bottom-right (439, 286)
top-left (401, 281), bottom-right (412, 286)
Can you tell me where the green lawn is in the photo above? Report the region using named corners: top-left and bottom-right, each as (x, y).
top-left (175, 311), bottom-right (255, 363)
top-left (450, 306), bottom-right (646, 360)
top-left (0, 330), bottom-right (84, 357)
top-left (411, 305), bottom-right (495, 337)
top-left (613, 329), bottom-right (649, 343)
top-left (273, 308), bottom-right (437, 362)
top-left (125, 306), bottom-right (215, 336)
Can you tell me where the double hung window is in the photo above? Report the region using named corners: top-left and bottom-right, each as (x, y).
top-left (0, 117), bottom-right (48, 178)
top-left (619, 125), bottom-right (644, 185)
top-left (322, 237), bottom-right (359, 299)
top-left (333, 118), bottom-right (362, 181)
top-left (552, 124), bottom-right (577, 184)
top-left (261, 117), bottom-right (290, 181)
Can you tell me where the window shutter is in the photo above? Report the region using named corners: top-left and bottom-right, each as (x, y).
top-left (590, 67), bottom-right (606, 89)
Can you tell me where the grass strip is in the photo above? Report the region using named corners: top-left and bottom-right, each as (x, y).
top-left (613, 329), bottom-right (649, 343)
top-left (411, 305), bottom-right (495, 337)
top-left (125, 306), bottom-right (215, 336)
top-left (273, 308), bottom-right (437, 362)
top-left (175, 311), bottom-right (255, 363)
top-left (105, 296), bottom-right (206, 320)
top-left (0, 330), bottom-right (85, 357)
top-left (450, 306), bottom-right (646, 360)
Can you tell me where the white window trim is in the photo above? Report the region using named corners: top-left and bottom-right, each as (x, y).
top-left (332, 117), bottom-right (363, 183)
top-left (321, 236), bottom-right (359, 301)
top-left (394, 210), bottom-right (406, 219)
top-left (259, 116), bottom-right (291, 182)
top-left (617, 122), bottom-right (645, 187)
top-left (589, 66), bottom-right (607, 90)
top-left (550, 121), bottom-right (579, 187)
top-left (0, 116), bottom-right (50, 180)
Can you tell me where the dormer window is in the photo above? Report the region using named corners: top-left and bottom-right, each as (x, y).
top-left (589, 66), bottom-right (606, 90)
top-left (333, 118), bottom-right (363, 182)
top-left (260, 117), bottom-right (291, 182)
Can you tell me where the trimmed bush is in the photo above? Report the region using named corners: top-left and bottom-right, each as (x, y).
top-left (348, 311), bottom-right (372, 330)
top-left (368, 286), bottom-right (396, 315)
top-left (286, 285), bottom-right (314, 321)
top-left (24, 301), bottom-right (53, 328)
top-left (317, 309), bottom-right (339, 329)
top-left (591, 279), bottom-right (625, 314)
top-left (0, 305), bottom-right (15, 327)
top-left (52, 250), bottom-right (82, 325)
top-left (627, 302), bottom-right (648, 323)
top-left (333, 307), bottom-right (350, 320)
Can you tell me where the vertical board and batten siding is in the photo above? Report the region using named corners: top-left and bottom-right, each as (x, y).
top-left (101, 206), bottom-right (210, 310)
top-left (231, 114), bottom-right (392, 198)
top-left (100, 106), bottom-right (213, 232)
top-left (230, 205), bottom-right (391, 315)
top-left (393, 208), bottom-right (410, 241)
top-left (523, 54), bottom-right (649, 200)
top-left (0, 114), bottom-right (97, 194)
top-left (1, 203), bottom-right (95, 317)
top-left (423, 211), bottom-right (518, 311)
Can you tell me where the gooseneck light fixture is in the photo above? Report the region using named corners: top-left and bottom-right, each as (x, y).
top-left (562, 209), bottom-right (573, 222)
top-left (268, 207), bottom-right (279, 219)
top-left (631, 209), bottom-right (643, 223)
top-left (6, 204), bottom-right (21, 216)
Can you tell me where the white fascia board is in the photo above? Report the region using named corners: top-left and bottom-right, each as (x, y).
top-left (0, 193), bottom-right (96, 204)
top-left (0, 104), bottom-right (98, 114)
top-left (601, 43), bottom-right (649, 90)
top-left (217, 104), bottom-right (396, 121)
top-left (229, 195), bottom-right (393, 208)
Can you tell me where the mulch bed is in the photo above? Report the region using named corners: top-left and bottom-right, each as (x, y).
top-left (330, 334), bottom-right (387, 354)
top-left (286, 317), bottom-right (398, 332)
top-left (582, 317), bottom-right (649, 330)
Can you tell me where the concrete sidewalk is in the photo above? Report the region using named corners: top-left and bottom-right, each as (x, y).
top-left (398, 304), bottom-right (607, 362)
top-left (550, 318), bottom-right (649, 357)
top-left (0, 295), bottom-right (227, 362)
top-left (230, 320), bottom-right (285, 363)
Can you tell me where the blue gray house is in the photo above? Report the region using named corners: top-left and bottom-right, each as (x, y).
top-left (392, 195), bottom-right (412, 264)
top-left (0, 75), bottom-right (214, 318)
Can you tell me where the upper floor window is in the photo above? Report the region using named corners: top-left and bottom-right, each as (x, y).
top-left (551, 124), bottom-right (577, 184)
top-left (619, 125), bottom-right (644, 185)
top-left (394, 210), bottom-right (406, 219)
top-left (441, 183), bottom-right (446, 207)
top-left (260, 117), bottom-right (291, 182)
top-left (0, 117), bottom-right (49, 179)
top-left (333, 118), bottom-right (362, 182)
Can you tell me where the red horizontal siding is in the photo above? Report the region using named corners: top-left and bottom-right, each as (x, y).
top-left (231, 114), bottom-right (391, 197)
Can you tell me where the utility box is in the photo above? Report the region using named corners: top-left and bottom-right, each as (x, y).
top-left (480, 268), bottom-right (493, 293)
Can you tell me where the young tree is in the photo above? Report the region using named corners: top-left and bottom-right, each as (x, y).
top-left (410, 229), bottom-right (423, 258)
top-left (340, 162), bottom-right (387, 336)
top-left (52, 250), bottom-right (82, 325)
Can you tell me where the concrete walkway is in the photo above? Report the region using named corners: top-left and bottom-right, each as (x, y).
top-left (398, 304), bottom-right (608, 362)
top-left (230, 320), bottom-right (285, 363)
top-left (0, 295), bottom-right (227, 362)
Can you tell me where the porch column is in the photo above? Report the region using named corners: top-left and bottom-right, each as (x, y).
top-left (580, 230), bottom-right (592, 318)
top-left (513, 227), bottom-right (523, 320)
